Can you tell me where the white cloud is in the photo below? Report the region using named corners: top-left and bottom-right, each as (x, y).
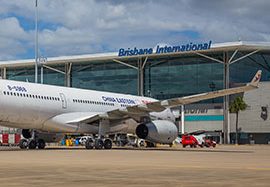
top-left (0, 17), bottom-right (30, 60)
top-left (0, 17), bottom-right (29, 39)
top-left (0, 0), bottom-right (270, 60)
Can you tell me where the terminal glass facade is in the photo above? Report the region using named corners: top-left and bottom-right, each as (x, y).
top-left (6, 65), bottom-right (65, 86)
top-left (71, 61), bottom-right (138, 94)
top-left (144, 55), bottom-right (224, 99)
top-left (230, 52), bottom-right (270, 83)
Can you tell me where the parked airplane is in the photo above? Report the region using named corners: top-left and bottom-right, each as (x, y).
top-left (0, 70), bottom-right (261, 149)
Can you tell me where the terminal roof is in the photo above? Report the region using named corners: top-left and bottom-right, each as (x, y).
top-left (1, 41), bottom-right (270, 68)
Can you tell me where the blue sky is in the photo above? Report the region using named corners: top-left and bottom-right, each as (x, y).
top-left (0, 0), bottom-right (269, 60)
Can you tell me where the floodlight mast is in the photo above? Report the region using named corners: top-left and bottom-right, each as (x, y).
top-left (34, 0), bottom-right (38, 83)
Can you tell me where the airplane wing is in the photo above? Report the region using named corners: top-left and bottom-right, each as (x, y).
top-left (48, 70), bottom-right (261, 126)
top-left (100, 70), bottom-right (262, 120)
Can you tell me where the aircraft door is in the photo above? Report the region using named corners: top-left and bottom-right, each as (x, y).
top-left (59, 93), bottom-right (67, 109)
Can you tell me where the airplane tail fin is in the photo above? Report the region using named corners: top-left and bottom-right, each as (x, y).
top-left (249, 70), bottom-right (262, 87)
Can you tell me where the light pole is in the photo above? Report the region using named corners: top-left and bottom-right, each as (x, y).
top-left (34, 0), bottom-right (39, 83)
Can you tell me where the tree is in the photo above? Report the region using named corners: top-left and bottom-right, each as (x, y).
top-left (229, 96), bottom-right (247, 144)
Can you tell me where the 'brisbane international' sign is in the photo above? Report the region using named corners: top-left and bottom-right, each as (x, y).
top-left (118, 40), bottom-right (212, 57)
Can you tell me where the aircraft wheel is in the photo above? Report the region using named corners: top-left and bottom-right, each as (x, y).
top-left (19, 139), bottom-right (28, 149)
top-left (28, 139), bottom-right (37, 149)
top-left (95, 139), bottom-right (104, 149)
top-left (85, 139), bottom-right (94, 149)
top-left (146, 141), bottom-right (155, 147)
top-left (104, 139), bottom-right (112, 149)
top-left (37, 139), bottom-right (46, 149)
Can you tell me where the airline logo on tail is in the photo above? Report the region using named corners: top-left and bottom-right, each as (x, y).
top-left (250, 70), bottom-right (262, 87)
top-left (254, 73), bottom-right (261, 82)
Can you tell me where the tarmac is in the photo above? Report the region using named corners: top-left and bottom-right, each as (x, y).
top-left (0, 145), bottom-right (269, 187)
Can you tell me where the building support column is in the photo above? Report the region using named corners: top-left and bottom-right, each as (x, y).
top-left (39, 57), bottom-right (47, 84)
top-left (40, 65), bottom-right (43, 84)
top-left (223, 52), bottom-right (230, 144)
top-left (181, 105), bottom-right (185, 134)
top-left (137, 57), bottom-right (148, 96)
top-left (137, 58), bottom-right (143, 96)
top-left (0, 67), bottom-right (6, 79)
top-left (65, 63), bottom-right (72, 87)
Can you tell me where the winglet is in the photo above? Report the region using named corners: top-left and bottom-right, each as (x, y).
top-left (249, 70), bottom-right (262, 87)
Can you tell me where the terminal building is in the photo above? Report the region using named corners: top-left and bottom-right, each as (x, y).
top-left (0, 41), bottom-right (270, 144)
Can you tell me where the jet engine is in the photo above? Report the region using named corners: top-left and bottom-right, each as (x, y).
top-left (135, 120), bottom-right (178, 144)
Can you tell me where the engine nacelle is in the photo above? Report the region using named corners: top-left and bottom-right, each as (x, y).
top-left (135, 120), bottom-right (178, 144)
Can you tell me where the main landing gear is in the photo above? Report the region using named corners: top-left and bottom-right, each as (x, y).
top-left (19, 130), bottom-right (46, 150)
top-left (85, 138), bottom-right (112, 150)
top-left (85, 119), bottom-right (113, 150)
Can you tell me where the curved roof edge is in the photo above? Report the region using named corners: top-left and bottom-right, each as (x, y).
top-left (1, 41), bottom-right (270, 68)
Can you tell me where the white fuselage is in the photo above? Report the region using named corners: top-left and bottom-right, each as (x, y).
top-left (0, 79), bottom-right (172, 134)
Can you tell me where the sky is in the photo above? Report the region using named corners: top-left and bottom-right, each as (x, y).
top-left (0, 0), bottom-right (269, 60)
